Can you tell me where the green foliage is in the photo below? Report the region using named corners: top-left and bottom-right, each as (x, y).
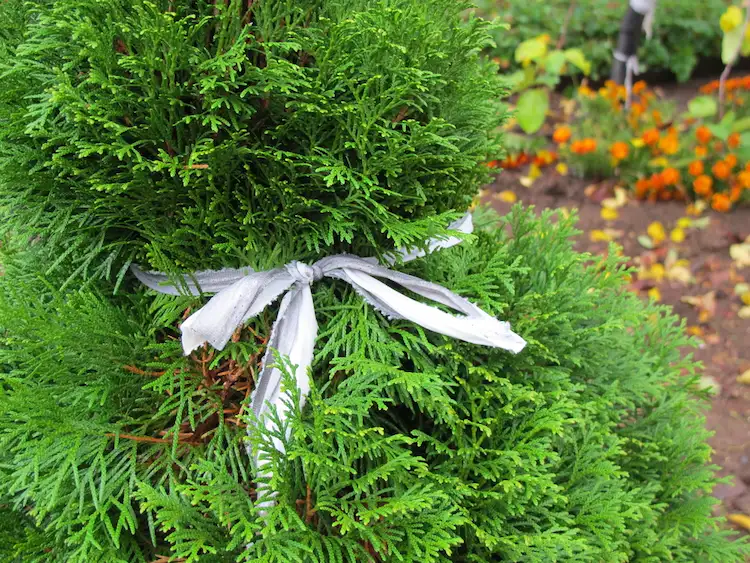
top-left (1, 208), bottom-right (748, 561)
top-left (0, 0), bottom-right (506, 280)
top-left (507, 35), bottom-right (590, 134)
top-left (476, 0), bottom-right (728, 82)
top-left (0, 1), bottom-right (747, 561)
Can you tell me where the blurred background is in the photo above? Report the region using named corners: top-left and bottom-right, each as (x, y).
top-left (473, 0), bottom-right (750, 536)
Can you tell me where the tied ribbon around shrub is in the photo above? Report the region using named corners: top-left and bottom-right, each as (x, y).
top-left (131, 214), bottom-right (526, 516)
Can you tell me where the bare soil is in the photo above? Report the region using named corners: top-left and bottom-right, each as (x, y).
top-left (484, 168), bottom-right (750, 521)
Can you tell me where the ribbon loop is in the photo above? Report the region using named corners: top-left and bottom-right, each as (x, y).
top-left (132, 213), bottom-right (526, 514)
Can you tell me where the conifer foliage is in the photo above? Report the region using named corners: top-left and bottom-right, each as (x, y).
top-left (0, 1), bottom-right (747, 562)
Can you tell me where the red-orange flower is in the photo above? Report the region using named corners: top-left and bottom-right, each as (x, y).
top-left (635, 177), bottom-right (651, 199)
top-left (609, 141), bottom-right (629, 161)
top-left (571, 138), bottom-right (597, 154)
top-left (658, 134), bottom-right (679, 155)
top-left (731, 185), bottom-right (743, 202)
top-left (642, 128), bottom-right (660, 146)
top-left (650, 172), bottom-right (666, 191)
top-left (739, 170), bottom-right (750, 188)
top-left (661, 167), bottom-right (680, 186)
top-left (711, 193), bottom-right (731, 212)
top-left (633, 81), bottom-right (647, 95)
top-left (693, 175), bottom-right (713, 196)
top-left (553, 126), bottom-right (572, 144)
top-left (713, 160), bottom-right (732, 180)
top-left (696, 126), bottom-right (712, 145)
top-left (688, 160), bottom-right (704, 176)
top-left (695, 145), bottom-right (708, 158)
top-left (728, 132), bottom-right (741, 149)
top-left (725, 153), bottom-right (738, 168)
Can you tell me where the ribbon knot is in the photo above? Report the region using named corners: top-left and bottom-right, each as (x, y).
top-left (286, 261), bottom-right (323, 284)
top-left (131, 214), bottom-right (525, 515)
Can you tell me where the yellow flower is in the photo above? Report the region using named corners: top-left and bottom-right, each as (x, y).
top-left (648, 287), bottom-right (662, 302)
top-left (647, 221), bottom-right (666, 244)
top-left (670, 228), bottom-right (686, 243)
top-left (721, 5), bottom-right (744, 33)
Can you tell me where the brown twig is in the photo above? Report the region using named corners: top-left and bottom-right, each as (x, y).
top-left (106, 433), bottom-right (177, 445)
top-left (123, 365), bottom-right (165, 377)
top-left (556, 1), bottom-right (576, 50)
top-left (720, 0), bottom-right (750, 118)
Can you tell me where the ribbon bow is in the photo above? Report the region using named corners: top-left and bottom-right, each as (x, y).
top-left (132, 215), bottom-right (526, 511)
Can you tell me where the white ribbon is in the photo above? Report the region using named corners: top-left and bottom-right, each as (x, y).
top-left (630, 0), bottom-right (657, 38)
top-left (131, 214), bottom-right (526, 513)
top-left (614, 50), bottom-right (640, 109)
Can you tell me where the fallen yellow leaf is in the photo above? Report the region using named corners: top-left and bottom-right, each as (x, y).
top-left (740, 306), bottom-right (750, 319)
top-left (687, 325), bottom-right (704, 337)
top-left (728, 514), bottom-right (750, 531)
top-left (590, 229), bottom-right (612, 242)
top-left (601, 207), bottom-right (619, 221)
top-left (682, 291), bottom-right (717, 322)
top-left (647, 221), bottom-right (666, 244)
top-left (614, 186), bottom-right (628, 205)
top-left (677, 217), bottom-right (692, 229)
top-left (664, 250), bottom-right (692, 285)
top-left (742, 292), bottom-right (750, 306)
top-left (529, 163), bottom-right (542, 180)
top-left (686, 200), bottom-right (707, 216)
top-left (730, 240), bottom-right (750, 268)
top-left (648, 287), bottom-right (662, 302)
top-left (652, 263), bottom-right (666, 281)
top-left (670, 227), bottom-right (686, 243)
top-left (497, 190), bottom-right (517, 203)
top-left (738, 370), bottom-right (750, 385)
top-left (556, 162), bottom-right (568, 176)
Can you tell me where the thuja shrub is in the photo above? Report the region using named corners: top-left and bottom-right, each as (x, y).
top-left (0, 1), bottom-right (747, 562)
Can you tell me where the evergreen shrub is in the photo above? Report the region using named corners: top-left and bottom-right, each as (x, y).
top-left (0, 1), bottom-right (747, 561)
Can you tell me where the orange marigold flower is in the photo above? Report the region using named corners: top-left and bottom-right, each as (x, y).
top-left (652, 110), bottom-right (663, 125)
top-left (739, 170), bottom-right (750, 188)
top-left (553, 126), bottom-right (572, 144)
top-left (728, 132), bottom-right (741, 149)
top-left (571, 138), bottom-right (597, 154)
top-left (688, 160), bottom-right (704, 176)
top-left (609, 141), bottom-right (629, 161)
top-left (658, 134), bottom-right (679, 155)
top-left (711, 193), bottom-right (731, 212)
top-left (730, 185), bottom-right (742, 202)
top-left (693, 175), bottom-right (713, 196)
top-left (642, 128), bottom-right (660, 146)
top-left (713, 160), bottom-right (732, 180)
top-left (578, 84), bottom-right (594, 97)
top-left (661, 167), bottom-right (680, 186)
top-left (650, 172), bottom-right (665, 191)
top-left (659, 190), bottom-right (673, 201)
top-left (631, 102), bottom-right (645, 117)
top-left (633, 81), bottom-right (647, 95)
top-left (696, 126), bottom-right (712, 144)
top-left (700, 80), bottom-right (719, 94)
top-left (695, 145), bottom-right (708, 158)
top-left (726, 153), bottom-right (738, 168)
top-left (635, 177), bottom-right (651, 198)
